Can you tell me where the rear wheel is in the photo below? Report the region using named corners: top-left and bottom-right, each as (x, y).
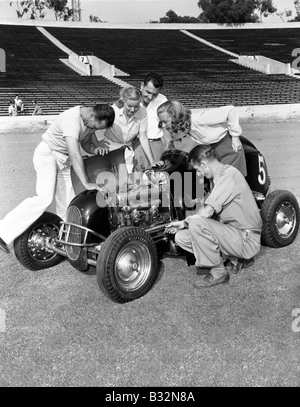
top-left (261, 190), bottom-right (300, 248)
top-left (13, 212), bottom-right (64, 270)
top-left (96, 227), bottom-right (159, 303)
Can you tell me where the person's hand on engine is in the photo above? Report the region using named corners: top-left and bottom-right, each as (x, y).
top-left (83, 182), bottom-right (107, 193)
top-left (151, 160), bottom-right (164, 169)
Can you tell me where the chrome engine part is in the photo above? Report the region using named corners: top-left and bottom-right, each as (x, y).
top-left (108, 170), bottom-right (171, 230)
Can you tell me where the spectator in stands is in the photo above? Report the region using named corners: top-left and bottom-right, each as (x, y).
top-left (157, 100), bottom-right (247, 176)
top-left (133, 73), bottom-right (168, 169)
top-left (32, 100), bottom-right (43, 116)
top-left (8, 100), bottom-right (16, 116)
top-left (14, 95), bottom-right (24, 114)
top-left (82, 86), bottom-right (155, 177)
top-left (165, 144), bottom-right (261, 288)
top-left (0, 104), bottom-right (115, 254)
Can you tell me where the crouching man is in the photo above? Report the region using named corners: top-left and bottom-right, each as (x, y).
top-left (165, 144), bottom-right (262, 288)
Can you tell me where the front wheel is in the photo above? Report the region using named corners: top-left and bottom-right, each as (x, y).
top-left (13, 212), bottom-right (64, 270)
top-left (96, 227), bottom-right (159, 303)
top-left (261, 190), bottom-right (300, 248)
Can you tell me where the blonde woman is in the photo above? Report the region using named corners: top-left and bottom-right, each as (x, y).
top-left (84, 87), bottom-right (155, 175)
top-left (157, 100), bottom-right (247, 176)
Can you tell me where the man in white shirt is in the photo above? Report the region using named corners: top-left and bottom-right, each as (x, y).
top-left (14, 95), bottom-right (24, 114)
top-left (0, 104), bottom-right (115, 253)
top-left (133, 73), bottom-right (168, 170)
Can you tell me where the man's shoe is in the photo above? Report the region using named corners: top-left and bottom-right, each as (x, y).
top-left (0, 237), bottom-right (9, 254)
top-left (225, 258), bottom-right (254, 275)
top-left (193, 272), bottom-right (229, 288)
top-left (196, 266), bottom-right (211, 276)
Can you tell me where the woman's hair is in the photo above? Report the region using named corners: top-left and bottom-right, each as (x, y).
top-left (157, 100), bottom-right (192, 133)
top-left (93, 104), bottom-right (115, 127)
top-left (116, 87), bottom-right (142, 108)
top-left (188, 145), bottom-right (217, 166)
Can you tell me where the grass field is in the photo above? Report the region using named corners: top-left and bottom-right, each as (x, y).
top-left (0, 120), bottom-right (300, 387)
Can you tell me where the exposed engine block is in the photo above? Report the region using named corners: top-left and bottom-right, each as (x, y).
top-left (108, 170), bottom-right (171, 230)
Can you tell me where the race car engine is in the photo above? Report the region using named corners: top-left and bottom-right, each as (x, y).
top-left (108, 170), bottom-right (171, 230)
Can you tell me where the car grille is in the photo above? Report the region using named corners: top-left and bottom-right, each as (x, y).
top-left (65, 206), bottom-right (82, 261)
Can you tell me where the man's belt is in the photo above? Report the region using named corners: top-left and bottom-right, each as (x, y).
top-left (244, 229), bottom-right (261, 235)
top-left (149, 138), bottom-right (162, 143)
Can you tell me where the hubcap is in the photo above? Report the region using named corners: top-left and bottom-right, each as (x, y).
top-left (275, 202), bottom-right (297, 238)
top-left (114, 241), bottom-right (152, 291)
top-left (28, 222), bottom-right (59, 261)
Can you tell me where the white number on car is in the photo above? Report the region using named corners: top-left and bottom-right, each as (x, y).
top-left (258, 155), bottom-right (267, 185)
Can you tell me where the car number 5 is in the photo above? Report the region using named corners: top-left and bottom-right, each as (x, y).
top-left (258, 155), bottom-right (267, 185)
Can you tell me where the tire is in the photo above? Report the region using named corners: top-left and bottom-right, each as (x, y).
top-left (13, 212), bottom-right (64, 271)
top-left (96, 227), bottom-right (159, 303)
top-left (260, 190), bottom-right (300, 248)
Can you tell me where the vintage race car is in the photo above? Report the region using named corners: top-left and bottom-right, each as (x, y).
top-left (13, 137), bottom-right (300, 303)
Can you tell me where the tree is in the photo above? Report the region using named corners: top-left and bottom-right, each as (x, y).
top-left (47, 0), bottom-right (73, 21)
top-left (290, 0), bottom-right (300, 21)
top-left (258, 0), bottom-right (277, 21)
top-left (275, 9), bottom-right (292, 22)
top-left (295, 0), bottom-right (300, 15)
top-left (197, 0), bottom-right (277, 24)
top-left (158, 9), bottom-right (200, 23)
top-left (15, 0), bottom-right (74, 20)
top-left (16, 0), bottom-right (47, 19)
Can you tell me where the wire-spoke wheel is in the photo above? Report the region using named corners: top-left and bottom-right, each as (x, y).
top-left (14, 212), bottom-right (64, 270)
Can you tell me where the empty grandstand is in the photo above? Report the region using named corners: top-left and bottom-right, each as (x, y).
top-left (1, 22), bottom-right (300, 116)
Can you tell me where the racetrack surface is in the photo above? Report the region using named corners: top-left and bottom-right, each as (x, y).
top-left (0, 122), bottom-right (300, 387)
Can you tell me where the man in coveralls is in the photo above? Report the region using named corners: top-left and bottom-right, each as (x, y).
top-left (165, 144), bottom-right (262, 288)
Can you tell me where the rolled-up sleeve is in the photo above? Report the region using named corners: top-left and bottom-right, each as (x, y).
top-left (226, 106), bottom-right (242, 139)
top-left (205, 175), bottom-right (237, 214)
top-left (61, 119), bottom-right (81, 140)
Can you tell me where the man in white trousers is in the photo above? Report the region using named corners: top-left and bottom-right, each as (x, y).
top-left (165, 144), bottom-right (262, 288)
top-left (0, 104), bottom-right (115, 253)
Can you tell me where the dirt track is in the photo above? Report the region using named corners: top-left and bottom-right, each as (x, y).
top-left (0, 120), bottom-right (300, 388)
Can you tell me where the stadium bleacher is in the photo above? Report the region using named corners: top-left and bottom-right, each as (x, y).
top-left (1, 24), bottom-right (300, 116)
top-left (188, 28), bottom-right (300, 64)
top-left (0, 25), bottom-right (122, 115)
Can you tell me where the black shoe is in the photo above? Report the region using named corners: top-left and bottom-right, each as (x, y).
top-left (225, 258), bottom-right (254, 275)
top-left (0, 237), bottom-right (9, 254)
top-left (193, 272), bottom-right (229, 288)
top-left (196, 266), bottom-right (211, 276)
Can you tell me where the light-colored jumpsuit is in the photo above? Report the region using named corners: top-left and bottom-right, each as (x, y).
top-left (175, 163), bottom-right (262, 268)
